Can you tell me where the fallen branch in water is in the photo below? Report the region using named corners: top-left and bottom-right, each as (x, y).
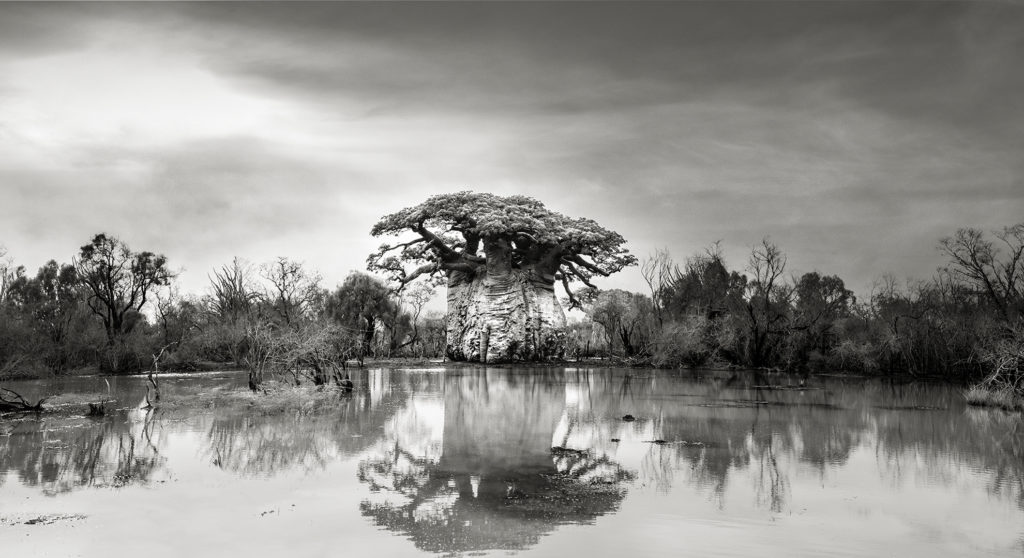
top-left (0, 387), bottom-right (47, 413)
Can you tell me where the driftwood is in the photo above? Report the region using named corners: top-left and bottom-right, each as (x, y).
top-left (0, 387), bottom-right (47, 413)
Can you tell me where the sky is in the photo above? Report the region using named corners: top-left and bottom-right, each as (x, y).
top-left (1, 1), bottom-right (1022, 304)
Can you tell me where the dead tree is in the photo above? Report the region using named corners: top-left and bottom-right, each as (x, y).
top-left (0, 387), bottom-right (47, 413)
top-left (143, 343), bottom-right (175, 409)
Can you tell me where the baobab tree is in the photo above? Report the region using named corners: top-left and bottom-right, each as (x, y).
top-left (368, 192), bottom-right (635, 362)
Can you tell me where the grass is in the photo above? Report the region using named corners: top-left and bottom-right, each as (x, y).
top-left (0, 381), bottom-right (353, 419)
top-left (964, 384), bottom-right (1024, 412)
top-left (155, 380), bottom-right (352, 415)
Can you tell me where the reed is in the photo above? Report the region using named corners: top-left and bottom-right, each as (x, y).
top-left (965, 385), bottom-right (1024, 412)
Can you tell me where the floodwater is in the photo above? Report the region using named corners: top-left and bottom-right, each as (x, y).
top-left (1, 368), bottom-right (1022, 557)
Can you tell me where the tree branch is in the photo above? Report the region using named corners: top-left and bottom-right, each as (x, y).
top-left (565, 255), bottom-right (608, 278)
top-left (413, 223), bottom-right (460, 260)
top-left (561, 261), bottom-right (597, 288)
top-left (560, 273), bottom-right (582, 309)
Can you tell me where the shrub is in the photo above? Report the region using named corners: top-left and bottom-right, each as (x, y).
top-left (827, 340), bottom-right (880, 373)
top-left (651, 316), bottom-right (715, 368)
top-left (966, 325), bottom-right (1024, 411)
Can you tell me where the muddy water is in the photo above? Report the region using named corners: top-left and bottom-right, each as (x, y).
top-left (1, 368), bottom-right (1022, 557)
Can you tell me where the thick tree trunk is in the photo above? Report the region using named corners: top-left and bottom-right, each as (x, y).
top-left (445, 239), bottom-right (567, 362)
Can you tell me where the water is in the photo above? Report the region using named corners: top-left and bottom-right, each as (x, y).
top-left (1, 368), bottom-right (1022, 557)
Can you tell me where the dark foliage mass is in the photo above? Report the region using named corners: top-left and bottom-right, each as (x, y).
top-left (567, 224), bottom-right (1023, 388)
top-left (1, 219), bottom-right (1021, 391)
top-left (0, 235), bottom-right (441, 383)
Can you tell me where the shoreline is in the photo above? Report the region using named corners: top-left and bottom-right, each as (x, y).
top-left (2, 357), bottom-right (987, 387)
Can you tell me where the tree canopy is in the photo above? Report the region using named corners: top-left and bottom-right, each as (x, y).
top-left (74, 233), bottom-right (173, 343)
top-left (939, 223), bottom-right (1024, 323)
top-left (367, 192), bottom-right (636, 307)
top-left (325, 271), bottom-right (398, 360)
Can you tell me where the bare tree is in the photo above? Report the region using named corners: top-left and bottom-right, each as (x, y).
top-left (208, 257), bottom-right (262, 323)
top-left (154, 286), bottom-right (198, 348)
top-left (743, 237), bottom-right (791, 367)
top-left (260, 257), bottom-right (323, 325)
top-left (242, 321), bottom-right (346, 391)
top-left (399, 283), bottom-right (435, 355)
top-left (0, 245), bottom-right (18, 303)
top-left (939, 223), bottom-right (1024, 323)
top-left (641, 248), bottom-right (675, 327)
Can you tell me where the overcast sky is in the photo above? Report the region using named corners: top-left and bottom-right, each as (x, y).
top-left (1, 1), bottom-right (1022, 302)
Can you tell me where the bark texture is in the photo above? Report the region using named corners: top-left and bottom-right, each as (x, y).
top-left (445, 269), bottom-right (566, 363)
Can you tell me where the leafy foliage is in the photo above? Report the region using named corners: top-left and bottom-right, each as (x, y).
top-left (585, 289), bottom-right (653, 357)
top-left (5, 261), bottom-right (95, 372)
top-left (583, 225), bottom-right (1022, 378)
top-left (325, 272), bottom-right (400, 362)
top-left (368, 192), bottom-right (636, 306)
top-left (4, 221), bottom-right (1022, 379)
top-left (74, 233), bottom-right (173, 343)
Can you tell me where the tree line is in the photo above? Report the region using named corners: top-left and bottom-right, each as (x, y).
top-left (570, 223), bottom-right (1023, 382)
top-left (2, 223), bottom-right (1021, 385)
top-left (0, 233), bottom-right (446, 385)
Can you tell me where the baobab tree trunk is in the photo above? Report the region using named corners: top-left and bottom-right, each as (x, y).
top-left (445, 238), bottom-right (567, 363)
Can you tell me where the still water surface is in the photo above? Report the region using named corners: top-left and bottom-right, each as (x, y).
top-left (1, 368), bottom-right (1022, 557)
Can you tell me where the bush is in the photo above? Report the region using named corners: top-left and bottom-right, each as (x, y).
top-left (651, 316), bottom-right (716, 368)
top-left (967, 325), bottom-right (1024, 410)
top-left (827, 340), bottom-right (880, 374)
top-left (964, 384), bottom-right (1023, 412)
top-left (242, 320), bottom-right (351, 391)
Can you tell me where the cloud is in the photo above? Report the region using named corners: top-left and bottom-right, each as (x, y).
top-left (0, 2), bottom-right (1022, 299)
top-left (0, 4), bottom-right (97, 60)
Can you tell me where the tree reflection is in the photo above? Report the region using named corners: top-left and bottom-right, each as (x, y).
top-left (2, 367), bottom-right (1022, 529)
top-left (201, 369), bottom-right (439, 475)
top-left (0, 409), bottom-right (164, 495)
top-left (0, 369), bottom-right (438, 492)
top-left (358, 369), bottom-right (631, 555)
top-left (559, 370), bottom-right (1024, 515)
